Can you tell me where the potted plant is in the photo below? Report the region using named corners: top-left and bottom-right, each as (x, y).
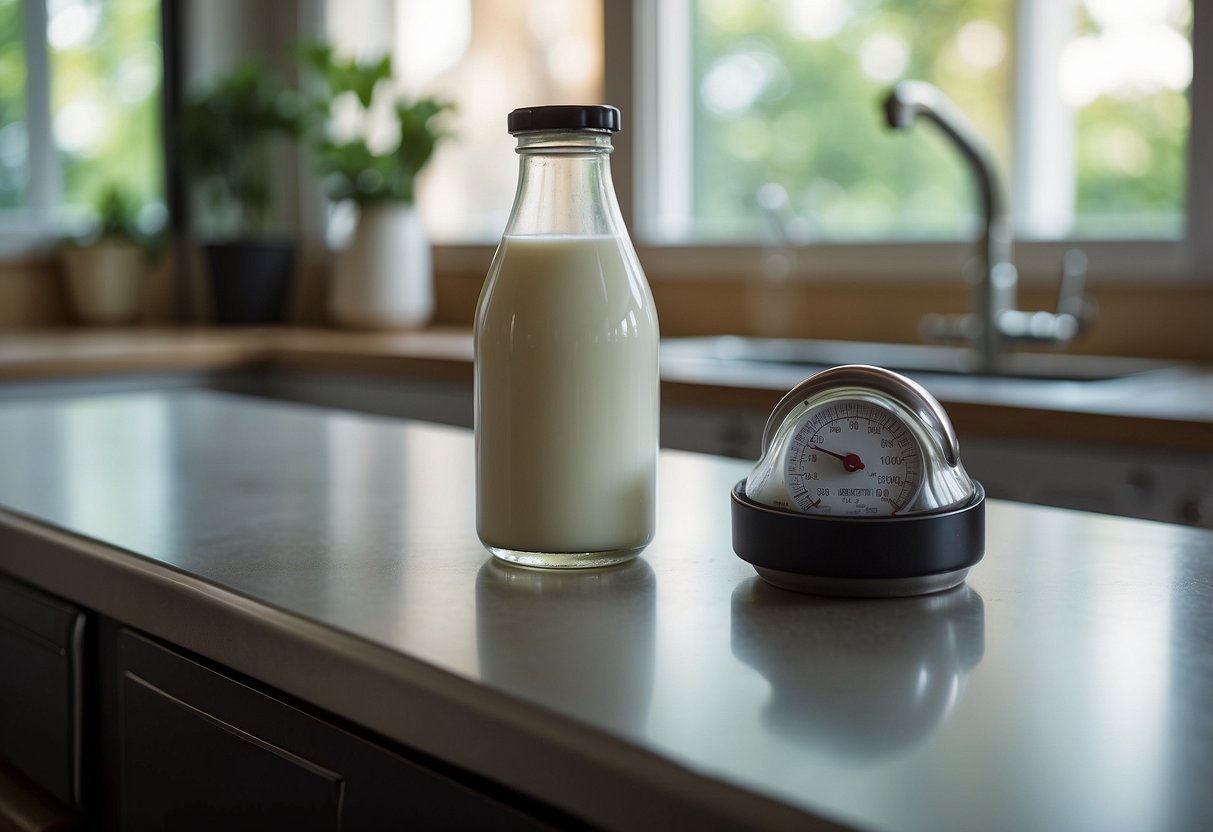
top-left (179, 62), bottom-right (303, 324)
top-left (299, 43), bottom-right (453, 330)
top-left (59, 185), bottom-right (154, 325)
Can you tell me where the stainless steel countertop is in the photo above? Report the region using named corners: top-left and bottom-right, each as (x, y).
top-left (0, 390), bottom-right (1210, 831)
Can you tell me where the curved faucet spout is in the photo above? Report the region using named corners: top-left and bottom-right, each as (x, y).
top-left (883, 81), bottom-right (1017, 372)
top-left (883, 81), bottom-right (1008, 250)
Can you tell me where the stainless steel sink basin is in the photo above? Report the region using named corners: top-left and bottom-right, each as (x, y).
top-left (661, 336), bottom-right (1178, 382)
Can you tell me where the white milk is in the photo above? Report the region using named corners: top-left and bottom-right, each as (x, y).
top-left (474, 234), bottom-right (659, 565)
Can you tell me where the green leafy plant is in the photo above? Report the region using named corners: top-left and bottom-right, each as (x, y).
top-left (93, 184), bottom-right (142, 240)
top-left (63, 183), bottom-right (164, 260)
top-left (299, 43), bottom-right (453, 205)
top-left (179, 62), bottom-right (303, 239)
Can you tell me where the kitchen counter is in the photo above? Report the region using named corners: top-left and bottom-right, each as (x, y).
top-left (0, 389), bottom-right (1211, 830)
top-left (0, 327), bottom-right (1210, 450)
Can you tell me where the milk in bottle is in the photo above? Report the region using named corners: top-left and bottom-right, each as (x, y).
top-left (474, 106), bottom-right (659, 568)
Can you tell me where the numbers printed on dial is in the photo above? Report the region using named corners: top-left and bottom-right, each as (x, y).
top-left (784, 400), bottom-right (923, 516)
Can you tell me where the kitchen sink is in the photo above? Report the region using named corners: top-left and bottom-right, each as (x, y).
top-left (661, 336), bottom-right (1178, 382)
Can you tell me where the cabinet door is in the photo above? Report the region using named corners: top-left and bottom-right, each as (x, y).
top-left (0, 574), bottom-right (86, 808)
top-left (112, 629), bottom-right (561, 832)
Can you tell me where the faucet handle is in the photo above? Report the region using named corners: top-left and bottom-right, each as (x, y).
top-left (998, 248), bottom-right (1097, 344)
top-left (1056, 248), bottom-right (1096, 331)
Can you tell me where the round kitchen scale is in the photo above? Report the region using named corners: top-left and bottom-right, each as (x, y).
top-left (731, 365), bottom-right (985, 597)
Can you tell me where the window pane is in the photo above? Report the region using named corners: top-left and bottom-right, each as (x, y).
top-left (680, 0), bottom-right (1190, 243)
top-left (325, 0), bottom-right (604, 243)
top-left (49, 0), bottom-right (164, 227)
top-left (1068, 1), bottom-right (1189, 238)
top-left (0, 0), bottom-right (26, 211)
top-left (690, 0), bottom-right (1013, 243)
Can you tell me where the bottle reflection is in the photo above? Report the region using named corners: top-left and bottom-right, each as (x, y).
top-left (731, 579), bottom-right (984, 762)
top-left (475, 558), bottom-right (657, 736)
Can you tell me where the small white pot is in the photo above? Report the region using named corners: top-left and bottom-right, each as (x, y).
top-left (330, 202), bottom-right (434, 330)
top-left (60, 240), bottom-right (147, 325)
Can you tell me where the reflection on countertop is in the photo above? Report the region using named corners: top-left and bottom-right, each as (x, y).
top-left (731, 579), bottom-right (984, 762)
top-left (476, 558), bottom-right (657, 737)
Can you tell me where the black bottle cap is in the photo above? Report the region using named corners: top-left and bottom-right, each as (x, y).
top-left (508, 105), bottom-right (621, 134)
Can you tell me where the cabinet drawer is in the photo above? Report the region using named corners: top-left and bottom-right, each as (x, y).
top-left (0, 575), bottom-right (86, 808)
top-left (114, 629), bottom-right (560, 831)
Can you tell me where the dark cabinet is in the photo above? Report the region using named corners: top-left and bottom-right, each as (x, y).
top-left (0, 574), bottom-right (87, 810)
top-left (109, 629), bottom-right (559, 831)
top-left (119, 674), bottom-right (342, 832)
top-left (2, 569), bottom-right (578, 832)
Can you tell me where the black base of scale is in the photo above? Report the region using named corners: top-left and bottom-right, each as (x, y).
top-left (730, 481), bottom-right (986, 597)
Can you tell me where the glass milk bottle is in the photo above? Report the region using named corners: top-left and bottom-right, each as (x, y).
top-left (474, 105), bottom-right (659, 569)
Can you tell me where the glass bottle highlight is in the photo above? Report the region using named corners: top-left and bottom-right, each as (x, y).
top-left (474, 105), bottom-right (659, 568)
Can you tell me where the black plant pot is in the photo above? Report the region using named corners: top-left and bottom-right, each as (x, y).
top-left (204, 240), bottom-right (295, 325)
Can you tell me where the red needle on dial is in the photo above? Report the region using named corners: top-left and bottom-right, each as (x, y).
top-left (811, 443), bottom-right (865, 472)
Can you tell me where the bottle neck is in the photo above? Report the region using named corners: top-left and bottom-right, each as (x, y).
top-left (503, 131), bottom-right (626, 238)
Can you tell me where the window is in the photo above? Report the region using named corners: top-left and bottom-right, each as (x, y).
top-left (0, 0), bottom-right (164, 243)
top-left (639, 0), bottom-right (1192, 244)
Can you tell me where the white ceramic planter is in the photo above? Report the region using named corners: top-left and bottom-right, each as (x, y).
top-left (330, 202), bottom-right (434, 330)
top-left (60, 241), bottom-right (147, 325)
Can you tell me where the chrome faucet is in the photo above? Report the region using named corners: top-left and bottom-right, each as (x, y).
top-left (883, 81), bottom-right (1094, 373)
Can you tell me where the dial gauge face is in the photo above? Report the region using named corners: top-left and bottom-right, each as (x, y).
top-left (783, 399), bottom-right (923, 516)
